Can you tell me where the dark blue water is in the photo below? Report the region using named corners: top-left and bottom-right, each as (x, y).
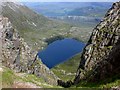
top-left (38, 38), bottom-right (85, 68)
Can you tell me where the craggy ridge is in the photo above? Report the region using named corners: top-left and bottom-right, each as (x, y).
top-left (1, 16), bottom-right (58, 85)
top-left (58, 1), bottom-right (120, 87)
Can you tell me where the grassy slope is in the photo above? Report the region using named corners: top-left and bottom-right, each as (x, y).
top-left (51, 53), bottom-right (81, 81)
top-left (2, 67), bottom-right (61, 88)
top-left (2, 2), bottom-right (93, 51)
top-left (1, 66), bottom-right (120, 88)
top-left (2, 2), bottom-right (72, 50)
top-left (73, 75), bottom-right (120, 88)
top-left (52, 52), bottom-right (120, 88)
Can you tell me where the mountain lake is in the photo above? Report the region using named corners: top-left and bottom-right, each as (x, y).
top-left (38, 38), bottom-right (85, 68)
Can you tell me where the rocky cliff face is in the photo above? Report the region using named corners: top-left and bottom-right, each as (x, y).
top-left (0, 16), bottom-right (58, 85)
top-left (74, 1), bottom-right (120, 84)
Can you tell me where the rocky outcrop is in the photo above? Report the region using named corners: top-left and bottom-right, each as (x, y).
top-left (1, 16), bottom-right (58, 85)
top-left (57, 1), bottom-right (120, 87)
top-left (74, 1), bottom-right (120, 84)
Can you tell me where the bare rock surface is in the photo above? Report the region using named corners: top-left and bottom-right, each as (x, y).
top-left (74, 1), bottom-right (120, 83)
top-left (0, 16), bottom-right (58, 85)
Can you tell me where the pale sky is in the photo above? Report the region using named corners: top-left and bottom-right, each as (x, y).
top-left (19, 0), bottom-right (120, 2)
top-left (1, 0), bottom-right (120, 2)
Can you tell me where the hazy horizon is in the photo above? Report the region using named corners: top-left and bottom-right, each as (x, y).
top-left (1, 0), bottom-right (120, 2)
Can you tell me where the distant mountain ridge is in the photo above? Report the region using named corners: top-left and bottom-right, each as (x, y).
top-left (24, 2), bottom-right (112, 28)
top-left (23, 2), bottom-right (112, 17)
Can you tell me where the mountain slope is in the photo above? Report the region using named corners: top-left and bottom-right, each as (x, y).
top-left (1, 2), bottom-right (72, 50)
top-left (57, 1), bottom-right (120, 88)
top-left (74, 1), bottom-right (120, 84)
top-left (51, 53), bottom-right (81, 81)
top-left (1, 16), bottom-right (58, 87)
top-left (2, 66), bottom-right (61, 88)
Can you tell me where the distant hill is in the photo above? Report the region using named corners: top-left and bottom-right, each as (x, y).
top-left (67, 6), bottom-right (108, 17)
top-left (2, 2), bottom-right (72, 50)
top-left (23, 2), bottom-right (112, 27)
top-left (23, 2), bottom-right (112, 17)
